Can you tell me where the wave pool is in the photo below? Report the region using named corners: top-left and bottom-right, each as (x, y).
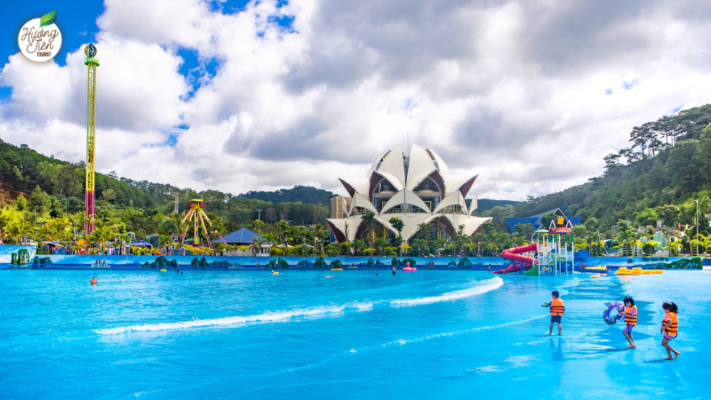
top-left (1, 270), bottom-right (709, 399)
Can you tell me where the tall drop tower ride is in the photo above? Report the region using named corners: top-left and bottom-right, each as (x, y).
top-left (84, 43), bottom-right (99, 234)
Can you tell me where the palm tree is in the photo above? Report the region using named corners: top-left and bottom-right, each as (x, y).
top-left (277, 220), bottom-right (289, 244)
top-left (251, 236), bottom-right (266, 256)
top-left (6, 220), bottom-right (31, 244)
top-left (340, 241), bottom-right (352, 256)
top-left (88, 226), bottom-right (114, 255)
top-left (252, 219), bottom-right (265, 233)
top-left (361, 210), bottom-right (377, 247)
top-left (353, 239), bottom-right (366, 256)
top-left (389, 217), bottom-right (404, 255)
top-left (168, 212), bottom-right (186, 247)
top-left (416, 222), bottom-right (433, 246)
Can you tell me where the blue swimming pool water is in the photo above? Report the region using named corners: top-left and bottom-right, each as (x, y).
top-left (1, 270), bottom-right (709, 399)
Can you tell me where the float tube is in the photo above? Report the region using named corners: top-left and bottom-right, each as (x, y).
top-left (603, 301), bottom-right (626, 325)
top-left (403, 262), bottom-right (417, 272)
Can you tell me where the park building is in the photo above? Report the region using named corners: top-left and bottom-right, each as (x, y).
top-left (504, 208), bottom-right (582, 234)
top-left (327, 144), bottom-right (491, 245)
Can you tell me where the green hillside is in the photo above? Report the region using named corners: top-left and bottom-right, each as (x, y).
top-left (239, 186), bottom-right (334, 205)
top-left (512, 104), bottom-right (711, 236)
top-left (0, 140), bottom-right (330, 239)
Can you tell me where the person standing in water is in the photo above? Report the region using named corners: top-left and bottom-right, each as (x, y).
top-left (623, 296), bottom-right (637, 349)
top-left (542, 290), bottom-right (564, 335)
top-left (488, 264), bottom-right (491, 274)
top-left (660, 302), bottom-right (680, 360)
top-left (392, 264), bottom-right (396, 276)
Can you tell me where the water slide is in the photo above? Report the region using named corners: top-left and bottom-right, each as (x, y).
top-left (494, 244), bottom-right (537, 275)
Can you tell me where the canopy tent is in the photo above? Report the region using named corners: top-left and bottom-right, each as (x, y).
top-left (130, 241), bottom-right (153, 248)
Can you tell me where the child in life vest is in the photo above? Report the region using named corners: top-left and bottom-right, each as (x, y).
top-left (623, 296), bottom-right (637, 349)
top-left (542, 290), bottom-right (564, 335)
top-left (661, 302), bottom-right (680, 360)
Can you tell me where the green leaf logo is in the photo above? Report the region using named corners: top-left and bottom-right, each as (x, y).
top-left (39, 10), bottom-right (57, 28)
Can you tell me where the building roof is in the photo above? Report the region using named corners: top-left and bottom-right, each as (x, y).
top-left (221, 228), bottom-right (264, 244)
top-left (504, 208), bottom-right (582, 233)
top-left (504, 217), bottom-right (540, 233)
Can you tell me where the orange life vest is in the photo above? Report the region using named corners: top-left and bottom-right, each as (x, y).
top-left (662, 312), bottom-right (678, 336)
top-left (550, 298), bottom-right (565, 316)
top-left (91, 279), bottom-right (97, 285)
top-left (625, 305), bottom-right (637, 326)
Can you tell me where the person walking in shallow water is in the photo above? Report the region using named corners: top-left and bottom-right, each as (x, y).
top-left (660, 302), bottom-right (680, 360)
top-left (392, 264), bottom-right (396, 276)
top-left (488, 264), bottom-right (491, 274)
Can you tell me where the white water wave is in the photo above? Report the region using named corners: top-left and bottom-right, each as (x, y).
top-left (390, 277), bottom-right (503, 307)
top-left (380, 314), bottom-right (547, 347)
top-left (97, 302), bottom-right (373, 335)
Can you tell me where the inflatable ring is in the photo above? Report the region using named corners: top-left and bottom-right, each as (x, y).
top-left (603, 301), bottom-right (626, 325)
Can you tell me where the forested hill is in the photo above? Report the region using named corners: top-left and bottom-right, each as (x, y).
top-left (0, 140), bottom-right (331, 231)
top-left (475, 199), bottom-right (521, 213)
top-left (512, 103), bottom-right (711, 234)
top-left (239, 186), bottom-right (334, 205)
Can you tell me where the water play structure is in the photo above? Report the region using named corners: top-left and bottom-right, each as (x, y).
top-left (495, 218), bottom-right (577, 276)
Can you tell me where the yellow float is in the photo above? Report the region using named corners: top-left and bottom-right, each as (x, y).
top-left (330, 268), bottom-right (343, 271)
top-left (583, 266), bottom-right (607, 270)
top-left (591, 274), bottom-right (600, 279)
top-left (160, 269), bottom-right (167, 272)
top-left (616, 267), bottom-right (631, 275)
top-left (616, 267), bottom-right (663, 275)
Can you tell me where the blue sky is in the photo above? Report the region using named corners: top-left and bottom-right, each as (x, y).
top-left (0, 1), bottom-right (260, 102)
top-left (1, 0), bottom-right (710, 199)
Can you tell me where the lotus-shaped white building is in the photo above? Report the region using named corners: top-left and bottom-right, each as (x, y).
top-left (327, 145), bottom-right (491, 244)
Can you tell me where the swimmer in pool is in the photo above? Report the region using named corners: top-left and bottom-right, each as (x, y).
top-left (90, 277), bottom-right (97, 285)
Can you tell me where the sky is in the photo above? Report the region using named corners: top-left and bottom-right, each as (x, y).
top-left (2, 0), bottom-right (711, 201)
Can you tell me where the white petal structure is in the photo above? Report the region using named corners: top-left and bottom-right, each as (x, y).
top-left (327, 145), bottom-right (492, 244)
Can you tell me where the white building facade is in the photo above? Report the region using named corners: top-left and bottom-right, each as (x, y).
top-left (327, 145), bottom-right (492, 244)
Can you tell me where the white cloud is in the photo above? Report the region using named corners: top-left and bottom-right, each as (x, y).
top-left (2, 0), bottom-right (711, 200)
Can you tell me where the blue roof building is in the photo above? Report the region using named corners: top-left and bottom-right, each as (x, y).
top-left (504, 208), bottom-right (582, 233)
top-left (221, 228), bottom-right (264, 244)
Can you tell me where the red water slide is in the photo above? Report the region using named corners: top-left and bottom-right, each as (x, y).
top-left (494, 244), bottom-right (537, 274)
top-left (502, 243), bottom-right (537, 265)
